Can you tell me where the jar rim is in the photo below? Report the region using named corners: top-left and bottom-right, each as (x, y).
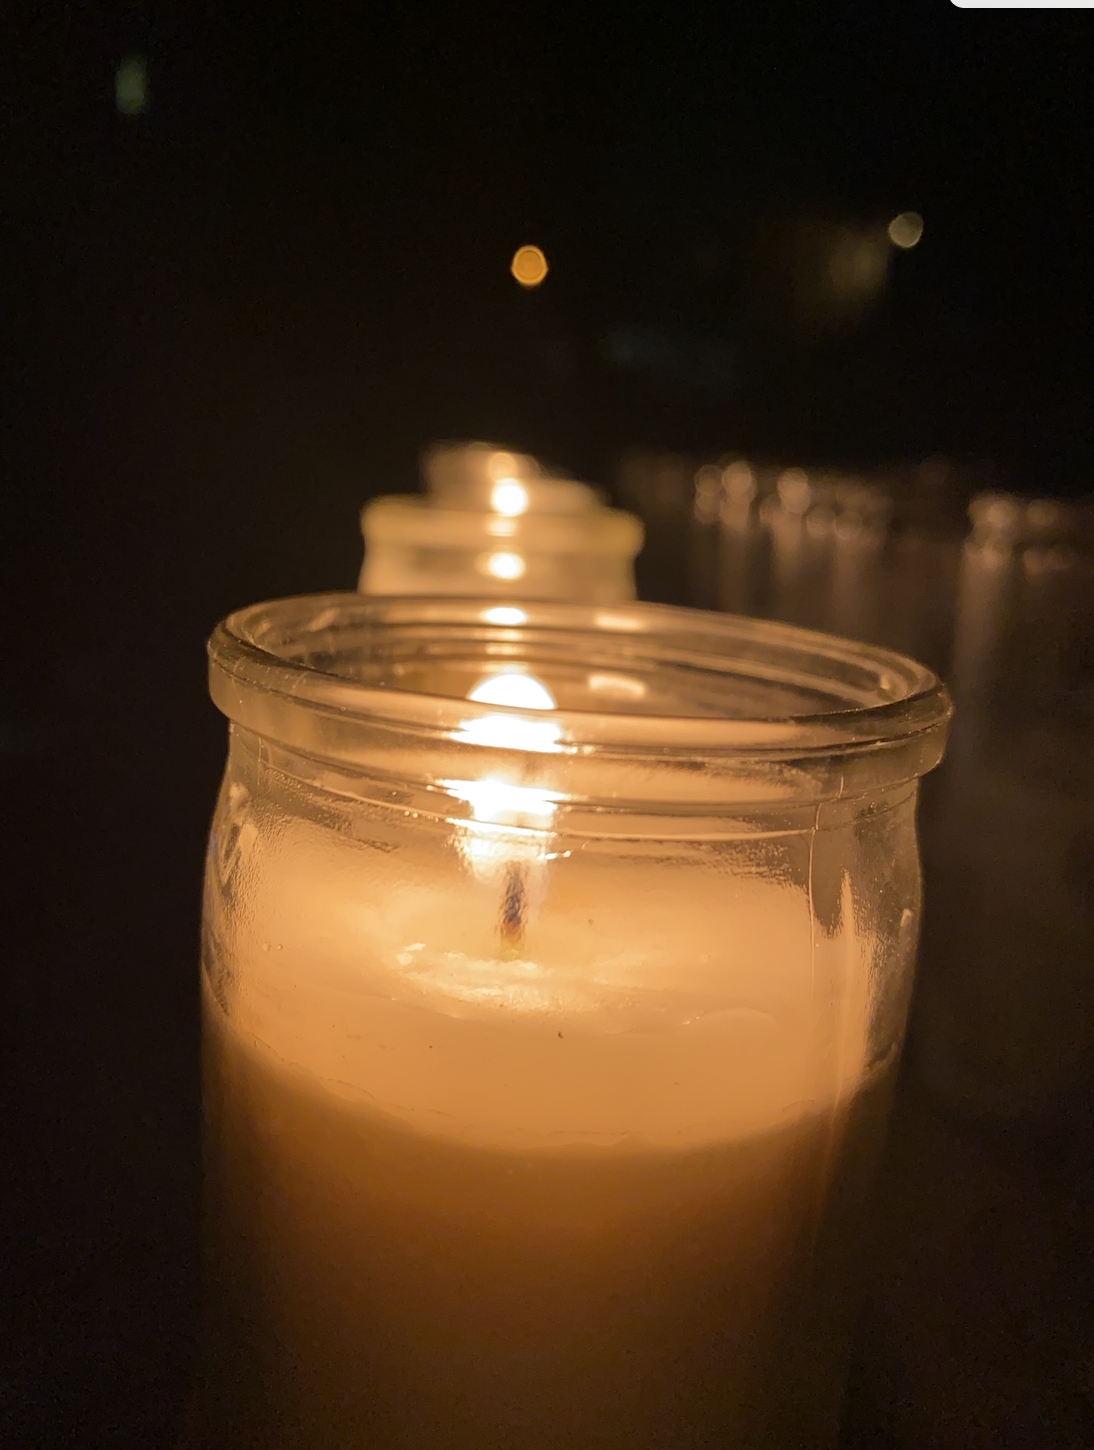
top-left (208, 595), bottom-right (950, 806)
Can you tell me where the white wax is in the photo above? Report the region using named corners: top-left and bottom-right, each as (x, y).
top-left (213, 813), bottom-right (872, 1151)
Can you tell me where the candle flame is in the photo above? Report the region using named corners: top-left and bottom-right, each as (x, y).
top-left (491, 479), bottom-right (529, 516)
top-left (455, 670), bottom-right (562, 753)
top-left (442, 776), bottom-right (562, 827)
top-left (445, 670), bottom-right (563, 939)
top-left (468, 673), bottom-right (555, 711)
top-left (483, 550), bottom-right (526, 581)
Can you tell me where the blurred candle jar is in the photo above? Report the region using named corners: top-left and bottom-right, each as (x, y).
top-left (194, 594), bottom-right (950, 1450)
top-left (690, 458), bottom-right (777, 616)
top-left (911, 493), bottom-right (1094, 1121)
top-left (359, 441), bottom-right (643, 603)
top-left (761, 469), bottom-right (842, 631)
top-left (866, 460), bottom-right (972, 678)
top-left (691, 456), bottom-right (975, 668)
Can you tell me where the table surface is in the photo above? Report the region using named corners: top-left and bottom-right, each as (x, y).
top-left (6, 1063), bottom-right (1092, 1449)
top-left (843, 1080), bottom-right (1094, 1449)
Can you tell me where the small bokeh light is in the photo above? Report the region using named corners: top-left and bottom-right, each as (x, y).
top-left (888, 212), bottom-right (924, 250)
top-left (115, 55), bottom-right (149, 116)
top-left (510, 245), bottom-right (549, 288)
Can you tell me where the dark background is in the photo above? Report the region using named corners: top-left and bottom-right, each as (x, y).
top-left (4, 4), bottom-right (1094, 1446)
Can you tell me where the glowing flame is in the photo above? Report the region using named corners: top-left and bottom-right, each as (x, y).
top-left (468, 673), bottom-right (555, 711)
top-left (446, 670), bottom-right (563, 889)
top-left (455, 670), bottom-right (561, 752)
top-left (491, 479), bottom-right (529, 516)
top-left (443, 777), bottom-right (562, 830)
top-left (483, 550), bottom-right (526, 581)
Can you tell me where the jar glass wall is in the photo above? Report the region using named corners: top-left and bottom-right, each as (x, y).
top-left (193, 595), bottom-right (950, 1450)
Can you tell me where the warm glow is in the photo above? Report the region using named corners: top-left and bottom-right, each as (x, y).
top-left (888, 212), bottom-right (924, 250)
top-left (511, 245), bottom-right (549, 288)
top-left (481, 605), bottom-right (528, 626)
top-left (593, 611), bottom-right (642, 631)
top-left (440, 771), bottom-right (563, 886)
top-left (588, 673), bottom-right (648, 700)
top-left (442, 777), bottom-right (562, 829)
top-left (483, 551), bottom-right (526, 581)
top-left (468, 673), bottom-right (556, 712)
top-left (828, 230), bottom-right (889, 301)
top-left (448, 670), bottom-right (562, 881)
top-left (456, 670), bottom-right (561, 754)
top-left (724, 461), bottom-right (757, 503)
top-left (491, 479), bottom-right (530, 516)
top-left (486, 452), bottom-right (520, 481)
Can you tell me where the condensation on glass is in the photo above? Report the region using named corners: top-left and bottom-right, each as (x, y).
top-left (360, 441), bottom-right (643, 603)
top-left (188, 594), bottom-right (950, 1450)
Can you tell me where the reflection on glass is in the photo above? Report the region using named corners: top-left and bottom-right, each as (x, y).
top-left (483, 551), bottom-right (526, 581)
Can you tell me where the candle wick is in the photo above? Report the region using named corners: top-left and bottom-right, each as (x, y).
top-left (499, 861), bottom-right (526, 953)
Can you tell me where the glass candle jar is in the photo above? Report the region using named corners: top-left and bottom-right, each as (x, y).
top-left (193, 595), bottom-right (950, 1450)
top-left (359, 442), bottom-right (643, 602)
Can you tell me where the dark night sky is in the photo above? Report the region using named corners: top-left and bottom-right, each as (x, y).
top-left (6, 6), bottom-right (1092, 681)
top-left (3, 6), bottom-right (1094, 1447)
top-left (9, 7), bottom-right (1094, 511)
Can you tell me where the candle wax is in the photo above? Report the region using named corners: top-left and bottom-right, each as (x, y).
top-left (190, 814), bottom-right (897, 1448)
